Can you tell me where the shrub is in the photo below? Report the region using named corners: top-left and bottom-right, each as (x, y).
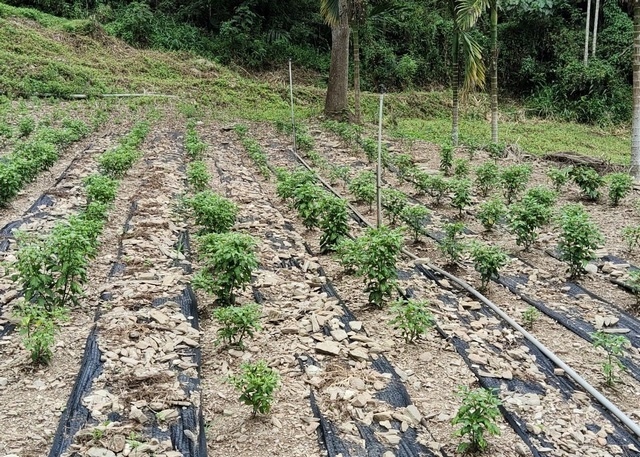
top-left (500, 164), bottom-right (532, 204)
top-left (213, 303), bottom-right (261, 348)
top-left (382, 188), bottom-right (408, 225)
top-left (185, 124), bottom-right (207, 159)
top-left (98, 145), bottom-right (139, 178)
top-left (625, 269), bottom-right (640, 308)
top-left (451, 178), bottom-right (472, 217)
top-left (469, 242), bottom-right (509, 291)
top-left (592, 331), bottom-right (628, 387)
top-left (319, 195), bottom-right (350, 253)
top-left (557, 204), bottom-right (604, 278)
top-left (276, 168), bottom-right (315, 203)
top-left (477, 198), bottom-right (506, 231)
top-left (507, 199), bottom-right (551, 250)
top-left (521, 306), bottom-right (540, 330)
top-left (328, 165), bottom-right (350, 187)
top-left (83, 174), bottom-right (119, 205)
top-left (607, 172), bottom-right (633, 206)
top-left (292, 182), bottom-right (324, 230)
top-left (623, 225), bottom-right (640, 252)
top-left (229, 361), bottom-right (280, 415)
top-left (400, 204), bottom-right (430, 242)
top-left (186, 161), bottom-right (210, 192)
top-left (349, 170), bottom-right (376, 210)
top-left (14, 302), bottom-right (65, 365)
top-left (423, 173), bottom-right (450, 206)
top-left (546, 166), bottom-right (571, 192)
top-left (570, 166), bottom-right (603, 201)
top-left (393, 153), bottom-right (416, 180)
top-left (389, 299), bottom-right (434, 343)
top-left (187, 191), bottom-right (238, 233)
top-left (475, 162), bottom-right (499, 197)
top-left (523, 186), bottom-right (557, 209)
top-left (453, 158), bottom-right (470, 178)
top-left (0, 162), bottom-right (21, 205)
top-left (440, 222), bottom-right (466, 264)
top-left (335, 238), bottom-right (361, 275)
top-left (18, 116), bottom-right (36, 137)
top-left (451, 387), bottom-right (501, 453)
top-left (440, 144), bottom-right (454, 176)
top-left (336, 226), bottom-right (404, 306)
top-left (193, 232), bottom-right (258, 305)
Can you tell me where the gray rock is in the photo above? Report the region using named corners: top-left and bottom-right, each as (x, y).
top-left (316, 341), bottom-right (341, 356)
top-left (87, 447), bottom-right (116, 457)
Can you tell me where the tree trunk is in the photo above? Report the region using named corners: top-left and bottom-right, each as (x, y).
top-left (584, 0), bottom-right (591, 65)
top-left (353, 28), bottom-right (361, 124)
top-left (592, 0), bottom-right (600, 57)
top-left (452, 31), bottom-right (460, 146)
top-left (324, 0), bottom-right (351, 119)
top-left (631, 1), bottom-right (640, 179)
top-left (490, 0), bottom-right (498, 144)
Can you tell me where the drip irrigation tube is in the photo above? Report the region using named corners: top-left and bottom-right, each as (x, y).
top-left (286, 147), bottom-right (640, 440)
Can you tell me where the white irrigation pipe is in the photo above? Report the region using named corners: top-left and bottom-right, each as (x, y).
top-left (286, 146), bottom-right (640, 439)
top-left (288, 59), bottom-right (297, 154)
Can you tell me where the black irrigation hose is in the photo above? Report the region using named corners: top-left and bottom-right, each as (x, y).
top-left (284, 146), bottom-right (640, 440)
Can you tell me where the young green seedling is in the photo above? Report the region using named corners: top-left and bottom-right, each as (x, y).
top-left (400, 204), bottom-right (430, 242)
top-left (229, 361), bottom-right (280, 415)
top-left (389, 299), bottom-right (434, 343)
top-left (451, 386), bottom-right (502, 453)
top-left (557, 204), bottom-right (603, 278)
top-left (213, 303), bottom-right (261, 348)
top-left (592, 331), bottom-right (628, 387)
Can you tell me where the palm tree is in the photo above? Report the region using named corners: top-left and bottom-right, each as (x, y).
top-left (632, 0), bottom-right (640, 178)
top-left (321, 0), bottom-right (351, 119)
top-left (451, 0), bottom-right (486, 146)
top-left (457, 0), bottom-right (496, 142)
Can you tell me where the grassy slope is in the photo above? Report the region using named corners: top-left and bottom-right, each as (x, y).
top-left (0, 2), bottom-right (631, 165)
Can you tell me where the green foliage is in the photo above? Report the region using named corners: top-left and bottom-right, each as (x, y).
top-left (393, 153), bottom-right (416, 181)
top-left (236, 128), bottom-right (270, 179)
top-left (336, 226), bottom-right (404, 306)
top-left (229, 361), bottom-right (280, 415)
top-left (500, 164), bottom-right (532, 204)
top-left (0, 162), bottom-right (22, 205)
top-left (557, 204), bottom-right (604, 278)
top-left (523, 186), bottom-right (557, 209)
top-left (292, 182), bottom-right (324, 230)
top-left (213, 303), bottom-right (261, 348)
top-left (570, 166), bottom-right (603, 201)
top-left (14, 302), bottom-right (65, 364)
top-left (414, 172), bottom-right (450, 206)
top-left (18, 116), bottom-right (36, 137)
top-left (275, 168), bottom-right (315, 202)
top-left (319, 195), bottom-right (350, 253)
top-left (185, 125), bottom-right (207, 159)
top-left (622, 226), bottom-right (640, 253)
top-left (546, 166), bottom-right (571, 192)
top-left (98, 145), bottom-right (140, 178)
top-left (105, 1), bottom-right (154, 47)
top-left (507, 199), bottom-right (551, 251)
top-left (451, 178), bottom-right (472, 217)
top-left (451, 387), bottom-right (502, 454)
top-left (400, 204), bottom-right (429, 242)
top-left (83, 174), bottom-right (118, 205)
top-left (453, 158), bottom-right (470, 178)
top-left (389, 299), bottom-right (434, 343)
top-left (186, 161), bottom-right (210, 192)
top-left (348, 170), bottom-right (376, 210)
top-left (187, 190), bottom-right (238, 234)
top-left (440, 222), bottom-right (466, 264)
top-left (193, 232), bottom-right (258, 305)
top-left (469, 242), bottom-right (509, 292)
top-left (474, 162), bottom-right (499, 197)
top-left (477, 198), bottom-right (506, 231)
top-left (485, 142), bottom-right (506, 161)
top-left (439, 144), bottom-right (454, 176)
top-left (521, 306), bottom-right (540, 330)
top-left (606, 172), bottom-right (633, 206)
top-left (592, 331), bottom-right (627, 387)
top-left (625, 269), bottom-right (640, 308)
top-left (382, 188), bottom-right (408, 225)
top-left (328, 165), bottom-right (350, 186)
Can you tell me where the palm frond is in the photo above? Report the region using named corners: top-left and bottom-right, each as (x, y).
top-left (460, 30), bottom-right (486, 92)
top-left (455, 0), bottom-right (489, 30)
top-left (320, 0), bottom-right (341, 26)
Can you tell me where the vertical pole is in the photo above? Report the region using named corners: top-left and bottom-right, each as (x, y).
top-left (288, 59), bottom-right (297, 153)
top-left (376, 88), bottom-right (385, 228)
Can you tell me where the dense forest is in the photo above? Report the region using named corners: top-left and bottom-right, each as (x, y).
top-left (4, 0), bottom-right (635, 126)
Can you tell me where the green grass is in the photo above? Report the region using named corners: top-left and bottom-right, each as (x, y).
top-left (391, 115), bottom-right (630, 165)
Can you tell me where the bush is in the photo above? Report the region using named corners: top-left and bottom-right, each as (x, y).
top-left (507, 199), bottom-right (551, 251)
top-left (440, 222), bottom-right (466, 264)
top-left (382, 188), bottom-right (408, 225)
top-left (319, 195), bottom-right (350, 253)
top-left (292, 182), bottom-right (324, 230)
top-left (229, 361), bottom-right (280, 415)
top-left (451, 178), bottom-right (472, 217)
top-left (187, 191), bottom-right (237, 233)
top-left (400, 204), bottom-right (430, 242)
top-left (607, 172), bottom-right (633, 206)
top-left (18, 116), bottom-right (36, 137)
top-left (475, 162), bottom-right (499, 197)
top-left (193, 232), bottom-right (258, 305)
top-left (451, 387), bottom-right (501, 453)
top-left (186, 161), bottom-right (211, 192)
top-left (348, 170), bottom-right (376, 210)
top-left (477, 198), bottom-right (506, 231)
top-left (83, 174), bottom-right (118, 205)
top-left (98, 145), bottom-right (139, 178)
top-left (336, 226), bottom-right (404, 306)
top-left (500, 164), bottom-right (532, 204)
top-left (623, 225), bottom-right (640, 252)
top-left (213, 303), bottom-right (261, 348)
top-left (440, 144), bottom-right (454, 176)
top-left (415, 172), bottom-right (450, 206)
top-left (453, 158), bottom-right (470, 178)
top-left (389, 299), bottom-right (434, 342)
top-left (592, 331), bottom-right (627, 387)
top-left (469, 242), bottom-right (509, 291)
top-left (105, 1), bottom-right (155, 47)
top-left (276, 168), bottom-right (315, 203)
top-left (570, 166), bottom-right (603, 201)
top-left (0, 162), bottom-right (21, 205)
top-left (547, 166), bottom-right (571, 192)
top-left (557, 204), bottom-right (604, 278)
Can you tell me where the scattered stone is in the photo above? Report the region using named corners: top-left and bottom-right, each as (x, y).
top-left (107, 434), bottom-right (126, 453)
top-left (331, 329), bottom-right (348, 342)
top-left (404, 405), bottom-right (422, 424)
top-left (554, 368), bottom-right (565, 376)
top-left (130, 405), bottom-right (148, 424)
top-left (149, 310), bottom-right (169, 325)
top-left (350, 378), bottom-right (366, 390)
top-left (87, 447), bottom-right (116, 457)
top-left (349, 321), bottom-right (362, 331)
top-left (228, 349), bottom-right (244, 358)
top-left (0, 377), bottom-right (7, 387)
top-left (349, 348), bottom-right (369, 361)
top-left (419, 352), bottom-right (432, 363)
top-left (316, 341), bottom-right (341, 356)
top-left (373, 411), bottom-right (393, 422)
